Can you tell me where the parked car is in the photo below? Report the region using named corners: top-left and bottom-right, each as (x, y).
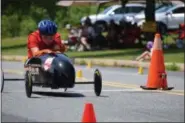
top-left (80, 3), bottom-right (146, 29)
top-left (123, 2), bottom-right (174, 23)
top-left (131, 3), bottom-right (185, 33)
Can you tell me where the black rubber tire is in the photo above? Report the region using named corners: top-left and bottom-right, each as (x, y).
top-left (94, 69), bottom-right (102, 96)
top-left (1, 70), bottom-right (5, 93)
top-left (25, 71), bottom-right (32, 98)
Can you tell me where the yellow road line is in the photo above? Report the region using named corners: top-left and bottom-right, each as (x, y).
top-left (103, 83), bottom-right (141, 89)
top-left (104, 82), bottom-right (184, 96)
top-left (79, 77), bottom-right (184, 95)
top-left (104, 81), bottom-right (139, 88)
top-left (156, 90), bottom-right (184, 96)
top-left (104, 81), bottom-right (184, 95)
top-left (170, 90), bottom-right (184, 93)
top-left (3, 69), bottom-right (24, 75)
top-left (3, 70), bottom-right (184, 96)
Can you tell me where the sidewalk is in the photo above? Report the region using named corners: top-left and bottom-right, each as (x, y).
top-left (1, 55), bottom-right (184, 71)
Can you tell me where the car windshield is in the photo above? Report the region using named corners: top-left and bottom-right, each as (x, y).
top-left (122, 6), bottom-right (144, 13)
top-left (156, 5), bottom-right (173, 13)
top-left (100, 6), bottom-right (114, 14)
top-left (137, 3), bottom-right (172, 14)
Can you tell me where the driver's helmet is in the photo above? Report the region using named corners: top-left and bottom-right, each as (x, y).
top-left (38, 19), bottom-right (57, 36)
top-left (146, 41), bottom-right (153, 50)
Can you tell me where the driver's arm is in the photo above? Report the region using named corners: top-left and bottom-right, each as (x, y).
top-left (31, 47), bottom-right (52, 57)
top-left (53, 33), bottom-right (66, 53)
top-left (28, 34), bottom-right (52, 57)
top-left (53, 45), bottom-right (62, 53)
top-left (31, 47), bottom-right (39, 56)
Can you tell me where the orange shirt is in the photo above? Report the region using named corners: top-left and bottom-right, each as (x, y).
top-left (27, 30), bottom-right (64, 58)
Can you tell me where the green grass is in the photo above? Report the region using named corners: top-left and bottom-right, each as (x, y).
top-left (1, 33), bottom-right (184, 63)
top-left (2, 46), bottom-right (184, 63)
top-left (2, 36), bottom-right (27, 48)
top-left (1, 30), bottom-right (68, 48)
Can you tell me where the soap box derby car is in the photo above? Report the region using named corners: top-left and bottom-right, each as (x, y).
top-left (1, 53), bottom-right (102, 98)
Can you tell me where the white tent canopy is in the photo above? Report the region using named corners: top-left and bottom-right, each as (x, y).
top-left (56, 0), bottom-right (114, 6)
top-left (56, 0), bottom-right (184, 7)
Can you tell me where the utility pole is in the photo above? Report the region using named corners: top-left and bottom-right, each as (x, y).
top-left (120, 0), bottom-right (156, 41)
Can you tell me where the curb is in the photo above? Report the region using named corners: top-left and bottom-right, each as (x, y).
top-left (1, 55), bottom-right (184, 72)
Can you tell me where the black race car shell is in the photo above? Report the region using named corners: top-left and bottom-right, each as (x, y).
top-left (39, 53), bottom-right (74, 72)
top-left (39, 53), bottom-right (75, 86)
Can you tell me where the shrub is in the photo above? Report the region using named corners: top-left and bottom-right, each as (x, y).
top-left (20, 17), bottom-right (37, 36)
top-left (2, 14), bottom-right (20, 38)
top-left (166, 62), bottom-right (180, 71)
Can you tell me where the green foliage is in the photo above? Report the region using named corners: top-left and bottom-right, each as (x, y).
top-left (1, 0), bottom-right (106, 38)
top-left (29, 5), bottom-right (50, 23)
top-left (166, 63), bottom-right (180, 71)
top-left (20, 16), bottom-right (37, 36)
top-left (2, 14), bottom-right (21, 38)
top-left (55, 8), bottom-right (69, 28)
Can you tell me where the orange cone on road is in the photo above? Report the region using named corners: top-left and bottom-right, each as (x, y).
top-left (81, 103), bottom-right (96, 123)
top-left (140, 33), bottom-right (174, 90)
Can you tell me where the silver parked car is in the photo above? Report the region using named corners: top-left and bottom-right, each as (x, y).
top-left (131, 3), bottom-right (185, 33)
top-left (80, 3), bottom-right (146, 27)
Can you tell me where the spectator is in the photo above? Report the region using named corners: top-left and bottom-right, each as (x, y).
top-left (64, 24), bottom-right (79, 46)
top-left (135, 41), bottom-right (153, 61)
top-left (176, 23), bottom-right (185, 49)
top-left (93, 25), bottom-right (107, 49)
top-left (106, 19), bottom-right (120, 49)
top-left (79, 17), bottom-right (96, 51)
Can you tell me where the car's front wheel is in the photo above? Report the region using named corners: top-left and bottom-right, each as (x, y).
top-left (94, 69), bottom-right (102, 96)
top-left (25, 71), bottom-right (32, 98)
top-left (1, 70), bottom-right (4, 92)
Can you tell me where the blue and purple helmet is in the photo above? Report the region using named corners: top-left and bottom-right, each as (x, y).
top-left (38, 19), bottom-right (57, 36)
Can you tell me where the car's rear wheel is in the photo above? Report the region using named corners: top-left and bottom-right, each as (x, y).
top-left (94, 69), bottom-right (102, 96)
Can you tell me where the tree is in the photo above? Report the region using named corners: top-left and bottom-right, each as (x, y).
top-left (145, 0), bottom-right (155, 41)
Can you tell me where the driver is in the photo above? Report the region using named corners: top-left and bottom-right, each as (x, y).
top-left (27, 19), bottom-right (66, 59)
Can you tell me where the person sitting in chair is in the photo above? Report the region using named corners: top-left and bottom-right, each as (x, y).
top-left (64, 24), bottom-right (79, 46)
top-left (78, 17), bottom-right (95, 51)
top-left (136, 41), bottom-right (153, 61)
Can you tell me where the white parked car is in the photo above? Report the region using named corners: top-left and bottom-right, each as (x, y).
top-left (80, 3), bottom-right (146, 27)
top-left (131, 3), bottom-right (185, 33)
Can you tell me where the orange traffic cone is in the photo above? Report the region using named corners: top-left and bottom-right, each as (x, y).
top-left (81, 103), bottom-right (96, 123)
top-left (140, 33), bottom-right (174, 90)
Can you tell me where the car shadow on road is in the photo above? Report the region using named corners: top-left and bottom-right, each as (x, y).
top-left (33, 91), bottom-right (85, 98)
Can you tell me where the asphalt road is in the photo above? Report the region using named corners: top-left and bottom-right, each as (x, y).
top-left (1, 61), bottom-right (184, 122)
